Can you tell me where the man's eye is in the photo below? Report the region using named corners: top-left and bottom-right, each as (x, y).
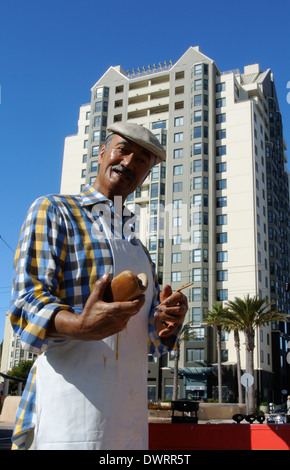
top-left (116, 147), bottom-right (127, 154)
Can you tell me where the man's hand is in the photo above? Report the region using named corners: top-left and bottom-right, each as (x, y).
top-left (47, 273), bottom-right (145, 341)
top-left (154, 284), bottom-right (188, 340)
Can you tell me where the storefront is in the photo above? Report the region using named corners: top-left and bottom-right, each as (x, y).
top-left (174, 366), bottom-right (216, 400)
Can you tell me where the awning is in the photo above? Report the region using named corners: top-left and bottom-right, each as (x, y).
top-left (170, 367), bottom-right (216, 378)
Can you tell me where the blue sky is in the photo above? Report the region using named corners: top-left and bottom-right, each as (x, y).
top-left (1, 0), bottom-right (290, 343)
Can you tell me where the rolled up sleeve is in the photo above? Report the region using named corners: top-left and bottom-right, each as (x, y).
top-left (9, 197), bottom-right (75, 353)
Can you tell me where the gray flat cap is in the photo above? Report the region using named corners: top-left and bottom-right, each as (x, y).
top-left (106, 122), bottom-right (166, 164)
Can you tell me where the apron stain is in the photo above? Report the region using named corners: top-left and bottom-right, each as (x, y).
top-left (103, 355), bottom-right (107, 367)
top-left (116, 332), bottom-right (119, 360)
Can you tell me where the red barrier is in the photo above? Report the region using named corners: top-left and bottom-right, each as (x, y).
top-left (149, 423), bottom-right (290, 450)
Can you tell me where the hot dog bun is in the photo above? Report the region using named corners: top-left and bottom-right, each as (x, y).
top-left (104, 270), bottom-right (148, 302)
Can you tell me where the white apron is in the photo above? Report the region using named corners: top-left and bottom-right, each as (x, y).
top-left (33, 226), bottom-right (153, 450)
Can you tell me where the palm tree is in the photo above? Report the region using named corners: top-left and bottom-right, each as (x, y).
top-left (172, 321), bottom-right (196, 400)
top-left (205, 302), bottom-right (228, 403)
top-left (222, 322), bottom-right (243, 404)
top-left (225, 294), bottom-right (288, 414)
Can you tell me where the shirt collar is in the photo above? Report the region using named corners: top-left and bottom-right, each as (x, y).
top-left (79, 184), bottom-right (110, 206)
top-left (79, 184), bottom-right (135, 219)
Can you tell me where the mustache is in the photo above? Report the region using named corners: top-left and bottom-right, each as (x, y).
top-left (111, 164), bottom-right (133, 180)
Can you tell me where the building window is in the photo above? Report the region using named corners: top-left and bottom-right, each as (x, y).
top-left (192, 287), bottom-right (201, 301)
top-left (216, 232), bottom-right (227, 244)
top-left (151, 183), bottom-right (159, 198)
top-left (217, 197), bottom-right (227, 207)
top-left (173, 217), bottom-right (182, 227)
top-left (94, 115), bottom-right (101, 127)
top-left (173, 199), bottom-right (183, 209)
top-left (172, 253), bottom-right (182, 263)
top-left (216, 162), bottom-right (227, 173)
top-left (216, 97), bottom-right (226, 108)
top-left (193, 194), bottom-right (201, 206)
top-left (193, 176), bottom-right (202, 189)
top-left (194, 110), bottom-right (202, 122)
top-left (192, 307), bottom-right (201, 324)
top-left (194, 126), bottom-right (202, 139)
top-left (222, 350), bottom-right (228, 361)
top-left (186, 348), bottom-right (204, 363)
top-left (217, 270), bottom-right (228, 281)
top-left (172, 234), bottom-right (182, 245)
top-left (216, 129), bottom-right (226, 140)
top-left (173, 165), bottom-right (183, 175)
top-left (192, 230), bottom-right (201, 244)
top-left (216, 113), bottom-right (226, 123)
top-left (93, 131), bottom-right (100, 142)
top-left (193, 249), bottom-right (201, 262)
top-left (148, 385), bottom-right (156, 401)
top-left (174, 132), bottom-right (184, 142)
top-left (174, 116), bottom-right (184, 126)
top-left (217, 214), bottom-right (227, 225)
top-left (173, 182), bottom-right (183, 192)
top-left (194, 64), bottom-right (202, 75)
top-left (95, 102), bottom-right (102, 112)
top-left (216, 179), bottom-right (227, 190)
top-left (192, 212), bottom-right (201, 225)
top-left (194, 79), bottom-right (202, 91)
top-left (150, 217), bottom-right (157, 232)
top-left (216, 145), bottom-right (226, 156)
top-left (217, 251), bottom-right (228, 262)
top-left (193, 268), bottom-right (201, 282)
top-left (194, 143), bottom-right (202, 155)
top-left (216, 82), bottom-right (226, 92)
top-left (151, 166), bottom-right (159, 181)
top-left (171, 271), bottom-right (182, 282)
top-left (95, 87), bottom-right (104, 98)
top-left (152, 120), bottom-right (166, 129)
top-left (193, 160), bottom-right (202, 172)
top-left (91, 161), bottom-right (98, 172)
top-left (194, 94), bottom-right (202, 106)
top-left (149, 236), bottom-right (157, 251)
top-left (92, 146), bottom-right (99, 156)
top-left (217, 289), bottom-right (228, 301)
top-left (174, 148), bottom-right (183, 159)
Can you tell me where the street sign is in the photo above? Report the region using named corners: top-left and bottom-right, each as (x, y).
top-left (241, 373), bottom-right (254, 388)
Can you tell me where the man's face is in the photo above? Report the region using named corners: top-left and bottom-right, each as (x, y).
top-left (94, 134), bottom-right (156, 201)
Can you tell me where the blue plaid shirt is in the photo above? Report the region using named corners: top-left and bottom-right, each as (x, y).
top-left (9, 185), bottom-right (177, 450)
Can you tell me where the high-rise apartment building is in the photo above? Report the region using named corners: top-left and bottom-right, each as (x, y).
top-left (2, 47), bottom-right (289, 405)
top-left (60, 46), bottom-right (290, 404)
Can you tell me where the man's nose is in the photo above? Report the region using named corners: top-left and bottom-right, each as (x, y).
top-left (121, 152), bottom-right (135, 167)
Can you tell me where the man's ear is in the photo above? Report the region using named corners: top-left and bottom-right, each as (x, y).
top-left (98, 145), bottom-right (106, 165)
